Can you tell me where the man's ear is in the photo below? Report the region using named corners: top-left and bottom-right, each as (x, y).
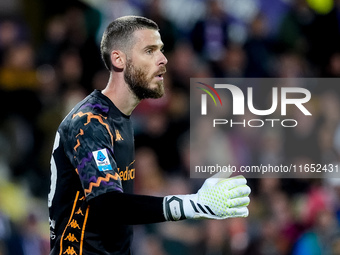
top-left (110, 50), bottom-right (125, 70)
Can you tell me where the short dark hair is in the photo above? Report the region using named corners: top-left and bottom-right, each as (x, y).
top-left (100, 16), bottom-right (159, 71)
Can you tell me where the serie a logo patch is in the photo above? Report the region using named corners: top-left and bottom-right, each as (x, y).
top-left (92, 149), bottom-right (113, 171)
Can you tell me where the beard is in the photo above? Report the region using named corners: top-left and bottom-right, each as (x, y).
top-left (124, 59), bottom-right (165, 100)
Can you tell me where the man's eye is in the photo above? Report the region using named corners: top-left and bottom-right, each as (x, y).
top-left (146, 49), bottom-right (153, 54)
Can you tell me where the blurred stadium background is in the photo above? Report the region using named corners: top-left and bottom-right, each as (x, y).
top-left (0, 0), bottom-right (340, 254)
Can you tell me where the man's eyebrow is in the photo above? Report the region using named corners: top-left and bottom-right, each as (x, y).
top-left (143, 44), bottom-right (164, 50)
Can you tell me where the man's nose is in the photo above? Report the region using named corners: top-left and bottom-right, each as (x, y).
top-left (158, 51), bottom-right (168, 66)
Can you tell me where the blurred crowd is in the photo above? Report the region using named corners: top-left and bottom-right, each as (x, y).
top-left (1, 0), bottom-right (340, 254)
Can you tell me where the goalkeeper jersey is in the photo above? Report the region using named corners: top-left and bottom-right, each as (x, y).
top-left (48, 90), bottom-right (135, 255)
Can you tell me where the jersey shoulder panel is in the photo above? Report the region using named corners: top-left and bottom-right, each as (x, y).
top-left (58, 91), bottom-right (123, 200)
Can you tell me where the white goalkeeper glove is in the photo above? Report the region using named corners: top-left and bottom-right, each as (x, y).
top-left (163, 173), bottom-right (250, 221)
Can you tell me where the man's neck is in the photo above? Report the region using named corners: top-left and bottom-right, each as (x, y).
top-left (102, 73), bottom-right (140, 116)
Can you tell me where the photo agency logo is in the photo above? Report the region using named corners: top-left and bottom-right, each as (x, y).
top-left (190, 78), bottom-right (340, 179)
top-left (195, 80), bottom-right (312, 128)
top-left (196, 82), bottom-right (223, 114)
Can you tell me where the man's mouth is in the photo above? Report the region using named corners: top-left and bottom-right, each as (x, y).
top-left (155, 67), bottom-right (166, 78)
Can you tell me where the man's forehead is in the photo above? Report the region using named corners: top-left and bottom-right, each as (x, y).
top-left (132, 29), bottom-right (163, 47)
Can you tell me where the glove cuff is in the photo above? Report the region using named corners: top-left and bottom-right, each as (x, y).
top-left (163, 194), bottom-right (197, 221)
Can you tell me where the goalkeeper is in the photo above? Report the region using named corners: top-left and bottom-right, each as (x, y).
top-left (48, 15), bottom-right (250, 255)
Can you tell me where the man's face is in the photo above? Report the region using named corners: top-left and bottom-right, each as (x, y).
top-left (124, 29), bottom-right (167, 100)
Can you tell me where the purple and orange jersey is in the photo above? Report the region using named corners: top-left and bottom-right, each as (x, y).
top-left (49, 90), bottom-right (135, 255)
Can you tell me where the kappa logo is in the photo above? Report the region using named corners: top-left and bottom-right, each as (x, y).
top-left (115, 129), bottom-right (124, 141)
top-left (68, 219), bottom-right (80, 229)
top-left (75, 208), bottom-right (84, 216)
top-left (64, 233), bottom-right (79, 242)
top-left (63, 246), bottom-right (77, 255)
